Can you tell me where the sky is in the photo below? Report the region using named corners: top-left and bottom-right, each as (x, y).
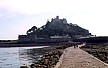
top-left (0, 0), bottom-right (108, 40)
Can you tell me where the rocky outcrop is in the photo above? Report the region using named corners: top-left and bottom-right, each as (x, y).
top-left (30, 50), bottom-right (63, 68)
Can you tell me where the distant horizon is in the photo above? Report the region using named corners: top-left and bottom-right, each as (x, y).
top-left (0, 0), bottom-right (108, 40)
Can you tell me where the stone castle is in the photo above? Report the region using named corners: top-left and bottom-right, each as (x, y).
top-left (18, 16), bottom-right (72, 43)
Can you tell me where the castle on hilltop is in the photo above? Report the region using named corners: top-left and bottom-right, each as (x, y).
top-left (18, 16), bottom-right (72, 43)
top-left (18, 16), bottom-right (91, 43)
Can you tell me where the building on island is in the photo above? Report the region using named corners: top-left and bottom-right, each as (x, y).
top-left (18, 35), bottom-right (37, 43)
top-left (18, 16), bottom-right (90, 43)
top-left (18, 34), bottom-right (71, 43)
top-left (18, 16), bottom-right (72, 43)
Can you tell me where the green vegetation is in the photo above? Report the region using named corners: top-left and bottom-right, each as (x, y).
top-left (80, 44), bottom-right (108, 63)
top-left (26, 16), bottom-right (91, 38)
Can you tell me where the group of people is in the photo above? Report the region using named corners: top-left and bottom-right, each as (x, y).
top-left (73, 43), bottom-right (78, 48)
top-left (73, 44), bottom-right (78, 48)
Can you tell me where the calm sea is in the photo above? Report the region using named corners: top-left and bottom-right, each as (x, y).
top-left (0, 46), bottom-right (49, 68)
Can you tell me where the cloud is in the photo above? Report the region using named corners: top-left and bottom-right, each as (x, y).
top-left (0, 0), bottom-right (103, 14)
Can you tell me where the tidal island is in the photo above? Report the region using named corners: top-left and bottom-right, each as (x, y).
top-left (18, 16), bottom-right (91, 44)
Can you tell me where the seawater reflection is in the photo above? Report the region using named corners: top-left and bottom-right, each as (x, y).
top-left (0, 46), bottom-right (49, 68)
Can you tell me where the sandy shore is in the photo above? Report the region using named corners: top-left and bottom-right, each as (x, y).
top-left (55, 45), bottom-right (108, 68)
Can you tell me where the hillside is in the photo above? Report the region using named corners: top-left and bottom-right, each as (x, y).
top-left (26, 16), bottom-right (91, 38)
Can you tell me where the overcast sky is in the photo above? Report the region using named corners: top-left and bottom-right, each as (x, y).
top-left (0, 0), bottom-right (108, 40)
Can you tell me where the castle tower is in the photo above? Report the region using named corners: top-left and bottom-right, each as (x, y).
top-left (63, 18), bottom-right (67, 24)
top-left (56, 16), bottom-right (59, 19)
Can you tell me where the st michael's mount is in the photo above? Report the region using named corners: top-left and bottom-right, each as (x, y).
top-left (18, 16), bottom-right (92, 44)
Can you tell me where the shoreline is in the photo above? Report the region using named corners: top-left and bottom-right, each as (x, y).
top-left (0, 43), bottom-right (61, 48)
top-left (54, 50), bottom-right (64, 68)
top-left (20, 46), bottom-right (64, 68)
top-left (20, 44), bottom-right (73, 68)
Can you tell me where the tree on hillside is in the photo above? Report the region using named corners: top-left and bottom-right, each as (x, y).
top-left (26, 26), bottom-right (37, 35)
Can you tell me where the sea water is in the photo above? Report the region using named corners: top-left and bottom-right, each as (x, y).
top-left (0, 46), bottom-right (49, 68)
